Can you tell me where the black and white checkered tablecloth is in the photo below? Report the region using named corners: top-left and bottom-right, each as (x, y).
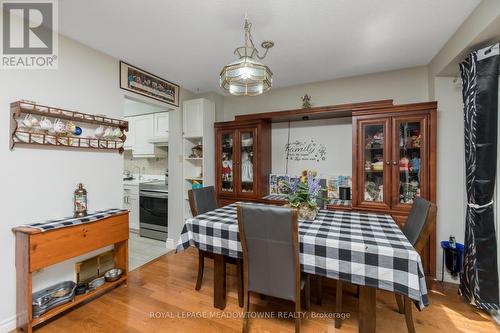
top-left (263, 194), bottom-right (352, 208)
top-left (23, 208), bottom-right (128, 232)
top-left (328, 199), bottom-right (352, 207)
top-left (177, 202), bottom-right (428, 309)
top-left (263, 194), bottom-right (287, 201)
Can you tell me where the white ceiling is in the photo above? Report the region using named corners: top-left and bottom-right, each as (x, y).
top-left (58, 0), bottom-right (480, 93)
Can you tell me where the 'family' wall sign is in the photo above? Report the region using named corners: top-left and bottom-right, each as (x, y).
top-left (285, 140), bottom-right (327, 162)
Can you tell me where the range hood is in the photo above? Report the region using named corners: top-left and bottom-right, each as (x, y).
top-left (148, 136), bottom-right (168, 147)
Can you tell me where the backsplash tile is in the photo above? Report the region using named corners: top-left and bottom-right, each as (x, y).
top-left (123, 150), bottom-right (167, 176)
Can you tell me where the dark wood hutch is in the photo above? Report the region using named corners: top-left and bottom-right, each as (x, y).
top-left (214, 99), bottom-right (437, 276)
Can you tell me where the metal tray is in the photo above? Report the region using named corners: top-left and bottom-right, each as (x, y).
top-left (32, 281), bottom-right (76, 318)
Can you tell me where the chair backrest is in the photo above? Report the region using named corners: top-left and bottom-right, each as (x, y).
top-left (237, 203), bottom-right (300, 302)
top-left (403, 197), bottom-right (437, 252)
top-left (316, 178), bottom-right (327, 209)
top-left (188, 186), bottom-right (218, 217)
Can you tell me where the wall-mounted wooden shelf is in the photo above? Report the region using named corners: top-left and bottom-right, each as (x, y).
top-left (10, 101), bottom-right (128, 154)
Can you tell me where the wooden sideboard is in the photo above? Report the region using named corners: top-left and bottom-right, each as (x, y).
top-left (12, 212), bottom-right (129, 333)
top-left (214, 100), bottom-right (437, 277)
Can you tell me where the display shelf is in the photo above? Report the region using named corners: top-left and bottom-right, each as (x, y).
top-left (10, 100), bottom-right (128, 154)
top-left (11, 101), bottom-right (128, 128)
top-left (185, 177), bottom-right (203, 181)
top-left (32, 276), bottom-right (126, 326)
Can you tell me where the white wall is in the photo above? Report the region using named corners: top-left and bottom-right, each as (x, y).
top-left (222, 66), bottom-right (429, 121)
top-left (271, 118), bottom-right (352, 177)
top-left (0, 35), bottom-right (124, 331)
top-left (434, 77), bottom-right (467, 282)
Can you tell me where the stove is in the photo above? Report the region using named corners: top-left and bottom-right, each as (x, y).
top-left (139, 181), bottom-right (168, 241)
top-left (139, 181), bottom-right (168, 193)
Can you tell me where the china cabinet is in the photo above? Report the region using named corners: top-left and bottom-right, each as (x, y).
top-left (215, 119), bottom-right (271, 205)
top-left (352, 104), bottom-right (437, 275)
top-left (352, 107), bottom-right (435, 214)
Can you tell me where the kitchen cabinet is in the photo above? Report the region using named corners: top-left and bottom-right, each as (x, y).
top-left (123, 185), bottom-right (139, 231)
top-left (215, 119), bottom-right (271, 204)
top-left (132, 114), bottom-right (155, 156)
top-left (153, 112), bottom-right (169, 139)
top-left (183, 98), bottom-right (207, 138)
top-left (124, 116), bottom-right (134, 150)
top-left (124, 113), bottom-right (167, 157)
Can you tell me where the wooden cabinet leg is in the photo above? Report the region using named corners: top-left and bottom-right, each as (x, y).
top-left (16, 232), bottom-right (31, 332)
top-left (358, 285), bottom-right (376, 333)
top-left (213, 254), bottom-right (226, 309)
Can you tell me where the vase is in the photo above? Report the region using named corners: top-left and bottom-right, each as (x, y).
top-left (298, 204), bottom-right (318, 221)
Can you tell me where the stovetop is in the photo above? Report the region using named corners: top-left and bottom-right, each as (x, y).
top-left (139, 180), bottom-right (168, 193)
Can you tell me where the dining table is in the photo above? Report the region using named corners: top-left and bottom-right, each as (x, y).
top-left (177, 202), bottom-right (428, 333)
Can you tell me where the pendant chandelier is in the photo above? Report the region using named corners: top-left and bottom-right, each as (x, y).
top-left (220, 18), bottom-right (274, 96)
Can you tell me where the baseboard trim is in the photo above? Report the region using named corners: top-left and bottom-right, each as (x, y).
top-left (0, 314), bottom-right (17, 333)
top-left (166, 238), bottom-right (175, 250)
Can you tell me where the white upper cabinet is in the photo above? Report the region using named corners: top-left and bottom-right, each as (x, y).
top-left (183, 99), bottom-right (204, 138)
top-left (153, 112), bottom-right (169, 139)
top-left (124, 116), bottom-right (135, 150)
top-left (132, 114), bottom-right (155, 156)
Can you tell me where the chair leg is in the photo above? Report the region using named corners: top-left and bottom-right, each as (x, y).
top-left (243, 291), bottom-right (250, 333)
top-left (335, 281), bottom-right (342, 329)
top-left (404, 296), bottom-right (416, 333)
top-left (295, 299), bottom-right (301, 333)
top-left (237, 259), bottom-right (243, 307)
top-left (316, 276), bottom-right (323, 305)
top-left (195, 250), bottom-right (204, 290)
top-left (395, 294), bottom-right (404, 314)
top-left (303, 274), bottom-right (311, 310)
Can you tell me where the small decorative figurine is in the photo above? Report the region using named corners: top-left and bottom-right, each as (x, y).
top-left (301, 94), bottom-right (312, 108)
top-left (73, 183), bottom-right (88, 217)
top-left (190, 144), bottom-right (203, 158)
top-left (399, 156), bottom-right (411, 171)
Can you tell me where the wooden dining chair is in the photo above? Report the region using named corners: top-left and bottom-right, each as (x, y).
top-left (334, 197), bottom-right (437, 333)
top-left (188, 187), bottom-right (243, 306)
top-left (237, 203), bottom-right (310, 333)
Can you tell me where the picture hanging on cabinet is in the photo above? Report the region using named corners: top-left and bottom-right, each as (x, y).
top-left (120, 61), bottom-right (179, 106)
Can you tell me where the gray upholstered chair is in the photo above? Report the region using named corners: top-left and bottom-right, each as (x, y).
top-left (335, 196), bottom-right (436, 333)
top-left (188, 186), bottom-right (243, 306)
top-left (237, 203), bottom-right (310, 333)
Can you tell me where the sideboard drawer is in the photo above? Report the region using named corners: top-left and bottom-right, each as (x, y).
top-left (29, 213), bottom-right (129, 272)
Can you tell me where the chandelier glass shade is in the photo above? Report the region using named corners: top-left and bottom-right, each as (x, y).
top-left (220, 20), bottom-right (273, 96)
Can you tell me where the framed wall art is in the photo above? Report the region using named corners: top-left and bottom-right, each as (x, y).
top-left (120, 61), bottom-right (179, 107)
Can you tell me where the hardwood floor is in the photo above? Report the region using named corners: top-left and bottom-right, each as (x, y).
top-left (18, 248), bottom-right (498, 333)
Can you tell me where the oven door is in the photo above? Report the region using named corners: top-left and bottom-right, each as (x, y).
top-left (139, 191), bottom-right (168, 232)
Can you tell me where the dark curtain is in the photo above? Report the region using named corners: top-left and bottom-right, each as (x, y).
top-left (459, 45), bottom-right (499, 311)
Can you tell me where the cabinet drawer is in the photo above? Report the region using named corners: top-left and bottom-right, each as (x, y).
top-left (123, 185), bottom-right (139, 196)
top-left (29, 213), bottom-right (129, 272)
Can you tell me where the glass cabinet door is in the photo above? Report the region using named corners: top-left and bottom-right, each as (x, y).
top-left (237, 128), bottom-right (256, 196)
top-left (392, 116), bottom-right (427, 209)
top-left (358, 118), bottom-right (390, 209)
top-left (219, 131), bottom-right (234, 193)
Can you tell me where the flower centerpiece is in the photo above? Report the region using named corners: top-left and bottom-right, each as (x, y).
top-left (285, 170), bottom-right (325, 221)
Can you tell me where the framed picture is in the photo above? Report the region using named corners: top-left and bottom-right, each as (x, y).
top-left (119, 61), bottom-right (179, 107)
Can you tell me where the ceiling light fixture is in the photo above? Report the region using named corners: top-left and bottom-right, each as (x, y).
top-left (220, 18), bottom-right (274, 96)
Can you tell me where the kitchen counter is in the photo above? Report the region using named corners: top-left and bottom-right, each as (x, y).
top-left (123, 174), bottom-right (165, 186)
